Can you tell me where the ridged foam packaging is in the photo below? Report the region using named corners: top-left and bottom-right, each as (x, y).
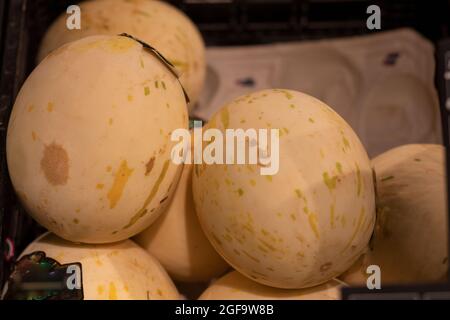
top-left (195, 28), bottom-right (440, 157)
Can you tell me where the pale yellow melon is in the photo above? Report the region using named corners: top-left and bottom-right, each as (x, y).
top-left (7, 35), bottom-right (188, 243)
top-left (19, 233), bottom-right (179, 300)
top-left (199, 271), bottom-right (341, 300)
top-left (341, 144), bottom-right (448, 285)
top-left (135, 164), bottom-right (229, 282)
top-left (193, 89), bottom-right (376, 289)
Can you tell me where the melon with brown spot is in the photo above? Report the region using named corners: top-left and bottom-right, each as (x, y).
top-left (135, 164), bottom-right (230, 283)
top-left (6, 35), bottom-right (187, 243)
top-left (192, 89), bottom-right (375, 289)
top-left (37, 0), bottom-right (205, 108)
top-left (199, 271), bottom-right (341, 300)
top-left (341, 144), bottom-right (448, 285)
top-left (16, 233), bottom-right (180, 300)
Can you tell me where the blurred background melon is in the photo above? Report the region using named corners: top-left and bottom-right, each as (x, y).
top-left (38, 0), bottom-right (206, 108)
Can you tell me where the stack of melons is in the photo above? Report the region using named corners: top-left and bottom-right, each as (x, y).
top-left (2, 0), bottom-right (447, 301)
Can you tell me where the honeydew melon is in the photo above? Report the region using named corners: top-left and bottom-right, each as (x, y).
top-left (135, 163), bottom-right (230, 282)
top-left (38, 0), bottom-right (206, 107)
top-left (7, 35), bottom-right (188, 243)
top-left (192, 89), bottom-right (376, 289)
top-left (341, 144), bottom-right (448, 285)
top-left (15, 233), bottom-right (179, 300)
top-left (199, 271), bottom-right (341, 300)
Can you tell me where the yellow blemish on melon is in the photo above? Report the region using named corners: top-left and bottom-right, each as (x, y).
top-left (274, 89), bottom-right (293, 99)
top-left (343, 136), bottom-right (350, 149)
top-left (222, 234), bottom-right (233, 242)
top-left (242, 224), bottom-right (254, 235)
top-left (211, 233), bottom-right (223, 246)
top-left (107, 160), bottom-right (134, 209)
top-left (296, 235), bottom-right (304, 243)
top-left (308, 213), bottom-right (320, 239)
top-left (171, 60), bottom-right (188, 70)
top-left (74, 37), bottom-right (135, 54)
top-left (207, 117), bottom-right (217, 129)
top-left (123, 160), bottom-right (170, 229)
top-left (323, 172), bottom-right (337, 191)
top-left (97, 285), bottom-right (104, 295)
top-left (356, 163), bottom-right (362, 197)
top-left (108, 282), bottom-right (117, 300)
top-left (320, 149), bottom-right (325, 159)
top-left (107, 37), bottom-right (135, 52)
top-left (245, 165), bottom-right (255, 173)
top-left (47, 102), bottom-right (54, 112)
top-left (336, 162), bottom-right (343, 174)
top-left (258, 239), bottom-right (277, 251)
top-left (221, 108), bottom-right (230, 129)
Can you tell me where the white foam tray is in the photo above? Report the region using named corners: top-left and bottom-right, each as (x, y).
top-left (194, 28), bottom-right (441, 157)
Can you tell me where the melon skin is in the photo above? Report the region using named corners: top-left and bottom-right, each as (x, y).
top-left (199, 271), bottom-right (341, 300)
top-left (7, 35), bottom-right (188, 243)
top-left (38, 0), bottom-right (206, 107)
top-left (19, 233), bottom-right (180, 300)
top-left (192, 89), bottom-right (376, 289)
top-left (135, 164), bottom-right (230, 283)
top-left (342, 144), bottom-right (448, 285)
top-left (338, 248), bottom-right (370, 285)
